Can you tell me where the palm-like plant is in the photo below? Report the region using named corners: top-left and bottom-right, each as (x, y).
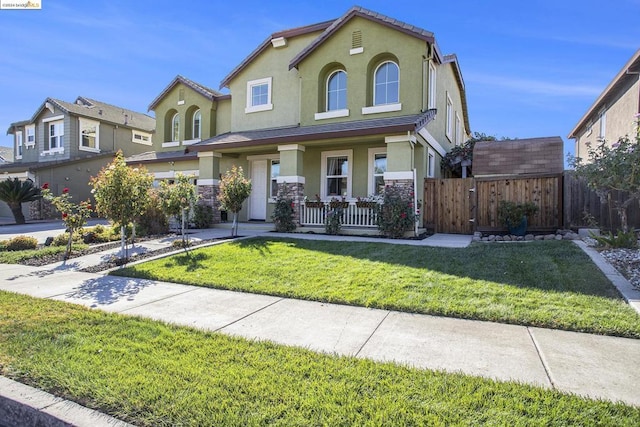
top-left (0, 178), bottom-right (42, 224)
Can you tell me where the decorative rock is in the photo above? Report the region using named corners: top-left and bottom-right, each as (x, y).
top-left (555, 234), bottom-right (563, 240)
top-left (474, 232), bottom-right (483, 238)
top-left (503, 235), bottom-right (511, 241)
top-left (535, 235), bottom-right (544, 241)
top-left (482, 237), bottom-right (489, 242)
top-left (472, 236), bottom-right (481, 242)
top-left (516, 236), bottom-right (524, 241)
top-left (525, 234), bottom-right (534, 241)
top-left (495, 235), bottom-right (503, 241)
top-left (544, 234), bottom-right (555, 240)
top-left (488, 235), bottom-right (496, 241)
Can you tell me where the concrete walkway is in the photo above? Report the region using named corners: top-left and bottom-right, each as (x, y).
top-left (0, 229), bottom-right (639, 425)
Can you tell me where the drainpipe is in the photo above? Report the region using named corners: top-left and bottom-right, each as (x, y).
top-left (413, 168), bottom-right (419, 237)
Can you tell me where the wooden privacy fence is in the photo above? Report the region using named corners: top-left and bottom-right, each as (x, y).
top-left (424, 175), bottom-right (563, 234)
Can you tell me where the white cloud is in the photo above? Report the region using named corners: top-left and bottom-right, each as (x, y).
top-left (466, 73), bottom-right (603, 98)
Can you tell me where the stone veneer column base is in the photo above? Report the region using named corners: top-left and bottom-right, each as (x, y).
top-left (198, 184), bottom-right (221, 224)
top-left (277, 182), bottom-right (305, 225)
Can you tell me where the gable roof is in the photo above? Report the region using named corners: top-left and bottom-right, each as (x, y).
top-left (148, 75), bottom-right (225, 111)
top-left (125, 149), bottom-right (197, 165)
top-left (28, 97), bottom-right (155, 132)
top-left (568, 49), bottom-right (640, 139)
top-left (443, 54), bottom-right (471, 134)
top-left (6, 120), bottom-right (30, 135)
top-left (219, 20), bottom-right (333, 89)
top-left (289, 6), bottom-right (436, 70)
top-left (188, 110), bottom-right (436, 152)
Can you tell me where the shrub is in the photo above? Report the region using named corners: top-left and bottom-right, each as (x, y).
top-left (137, 192), bottom-right (169, 236)
top-left (375, 185), bottom-right (416, 238)
top-left (325, 207), bottom-right (342, 235)
top-left (0, 240), bottom-right (7, 251)
top-left (592, 230), bottom-right (638, 249)
top-left (5, 235), bottom-right (38, 251)
top-left (193, 203), bottom-right (214, 229)
top-left (272, 196), bottom-right (296, 233)
top-left (497, 201), bottom-right (539, 228)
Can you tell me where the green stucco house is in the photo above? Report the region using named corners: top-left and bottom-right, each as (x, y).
top-left (129, 6), bottom-right (470, 231)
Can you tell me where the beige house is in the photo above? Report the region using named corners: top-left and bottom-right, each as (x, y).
top-left (569, 49), bottom-right (640, 160)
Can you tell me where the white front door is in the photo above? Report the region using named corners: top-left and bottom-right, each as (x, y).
top-left (249, 160), bottom-right (267, 220)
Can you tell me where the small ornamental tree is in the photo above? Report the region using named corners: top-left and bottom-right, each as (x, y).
top-left (42, 184), bottom-right (92, 260)
top-left (90, 151), bottom-right (153, 258)
top-left (0, 178), bottom-right (42, 224)
top-left (217, 166), bottom-right (251, 237)
top-left (569, 118), bottom-right (640, 233)
top-left (158, 173), bottom-right (199, 246)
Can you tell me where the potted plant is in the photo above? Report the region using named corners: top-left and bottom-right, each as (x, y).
top-left (355, 196), bottom-right (378, 209)
top-left (304, 194), bottom-right (324, 208)
top-left (329, 196), bottom-right (349, 209)
top-left (497, 200), bottom-right (539, 236)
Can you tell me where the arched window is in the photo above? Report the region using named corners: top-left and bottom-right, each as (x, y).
top-left (171, 113), bottom-right (180, 142)
top-left (192, 109), bottom-right (201, 139)
top-left (374, 61), bottom-right (399, 105)
top-left (327, 70), bottom-right (347, 111)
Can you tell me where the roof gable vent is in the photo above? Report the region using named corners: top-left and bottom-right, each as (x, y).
top-left (350, 30), bottom-right (363, 55)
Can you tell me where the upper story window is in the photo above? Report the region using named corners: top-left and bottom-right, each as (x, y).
top-left (15, 131), bottom-right (23, 159)
top-left (25, 125), bottom-right (35, 146)
top-left (374, 61), bottom-right (399, 105)
top-left (445, 92), bottom-right (453, 141)
top-left (428, 62), bottom-right (437, 109)
top-left (79, 118), bottom-right (100, 152)
top-left (132, 130), bottom-right (152, 145)
top-left (171, 113), bottom-right (180, 142)
top-left (327, 70), bottom-right (347, 111)
top-left (598, 109), bottom-right (607, 140)
top-left (192, 109), bottom-right (201, 140)
top-left (46, 120), bottom-right (64, 151)
top-left (245, 77), bottom-right (273, 113)
top-left (455, 113), bottom-right (462, 145)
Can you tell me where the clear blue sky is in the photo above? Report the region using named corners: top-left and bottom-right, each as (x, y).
top-left (1, 0), bottom-right (639, 166)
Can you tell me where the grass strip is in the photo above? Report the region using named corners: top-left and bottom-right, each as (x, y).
top-left (1, 291), bottom-right (638, 426)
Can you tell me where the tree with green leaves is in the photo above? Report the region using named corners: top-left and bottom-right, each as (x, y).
top-left (90, 151), bottom-right (153, 258)
top-left (158, 173), bottom-right (199, 246)
top-left (42, 185), bottom-right (92, 260)
top-left (569, 121), bottom-right (640, 232)
top-left (217, 165), bottom-right (251, 237)
top-left (0, 178), bottom-right (42, 224)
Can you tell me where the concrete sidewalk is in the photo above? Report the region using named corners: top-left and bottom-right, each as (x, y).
top-left (0, 229), bottom-right (639, 425)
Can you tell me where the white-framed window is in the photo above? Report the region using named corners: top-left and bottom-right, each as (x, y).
top-left (598, 109), bottom-right (606, 139)
top-left (427, 148), bottom-right (436, 178)
top-left (455, 113), bottom-right (462, 145)
top-left (79, 118), bottom-right (100, 152)
top-left (270, 159), bottom-right (280, 198)
top-left (445, 93), bottom-right (453, 141)
top-left (171, 113), bottom-right (180, 142)
top-left (368, 148), bottom-right (387, 196)
top-left (321, 149), bottom-right (352, 199)
top-left (132, 130), bottom-right (152, 145)
top-left (46, 120), bottom-right (64, 151)
top-left (245, 77), bottom-right (273, 113)
top-left (374, 61), bottom-right (399, 105)
top-left (25, 125), bottom-right (35, 146)
top-left (192, 109), bottom-right (201, 139)
top-left (428, 61), bottom-right (437, 109)
top-left (15, 131), bottom-right (23, 159)
top-left (327, 70), bottom-right (347, 111)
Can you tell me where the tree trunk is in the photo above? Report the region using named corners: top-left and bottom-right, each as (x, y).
top-left (232, 212), bottom-right (238, 237)
top-left (120, 225), bottom-right (126, 259)
top-left (9, 203), bottom-right (25, 225)
top-left (65, 230), bottom-right (73, 260)
top-left (181, 209), bottom-right (187, 245)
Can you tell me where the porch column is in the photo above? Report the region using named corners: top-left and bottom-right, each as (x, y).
top-left (384, 134), bottom-right (416, 189)
top-left (197, 151), bottom-right (222, 224)
top-left (277, 144), bottom-right (305, 224)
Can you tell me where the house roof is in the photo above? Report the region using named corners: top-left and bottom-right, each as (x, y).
top-left (125, 149), bottom-right (197, 165)
top-left (0, 152), bottom-right (116, 173)
top-left (188, 110), bottom-right (436, 152)
top-left (219, 20), bottom-right (334, 89)
top-left (148, 75), bottom-right (226, 111)
top-left (5, 120), bottom-right (30, 135)
top-left (568, 49), bottom-right (640, 139)
top-left (289, 6), bottom-right (435, 70)
top-left (472, 136), bottom-right (564, 177)
top-left (28, 97), bottom-right (155, 132)
top-left (442, 53), bottom-right (471, 135)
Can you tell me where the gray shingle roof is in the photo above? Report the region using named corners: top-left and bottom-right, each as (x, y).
top-left (125, 149), bottom-right (197, 165)
top-left (189, 110), bottom-right (436, 152)
top-left (148, 75), bottom-right (225, 111)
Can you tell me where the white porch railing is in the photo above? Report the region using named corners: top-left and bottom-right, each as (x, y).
top-left (301, 202), bottom-right (379, 227)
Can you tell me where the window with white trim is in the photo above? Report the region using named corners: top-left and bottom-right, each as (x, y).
top-left (79, 118), bottom-right (99, 152)
top-left (374, 61), bottom-right (399, 105)
top-left (368, 149), bottom-right (387, 195)
top-left (270, 159), bottom-right (280, 198)
top-left (445, 93), bottom-right (453, 141)
top-left (132, 130), bottom-right (152, 145)
top-left (598, 109), bottom-right (606, 139)
top-left (327, 70), bottom-right (347, 111)
top-left (171, 113), bottom-right (180, 142)
top-left (192, 109), bottom-right (201, 139)
top-left (455, 113), bottom-right (462, 145)
top-left (15, 131), bottom-right (23, 159)
top-left (245, 77), bottom-right (273, 113)
top-left (46, 120), bottom-right (64, 151)
top-left (427, 148), bottom-right (436, 178)
top-left (428, 61), bottom-right (437, 109)
top-left (25, 125), bottom-right (35, 146)
top-left (321, 150), bottom-right (352, 198)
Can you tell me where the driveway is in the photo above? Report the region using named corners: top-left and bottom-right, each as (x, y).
top-left (0, 218), bottom-right (110, 244)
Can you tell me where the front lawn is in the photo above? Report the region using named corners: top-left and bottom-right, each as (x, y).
top-left (1, 291), bottom-right (638, 426)
top-left (113, 238), bottom-right (640, 338)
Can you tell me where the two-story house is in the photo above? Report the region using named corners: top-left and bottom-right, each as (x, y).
top-left (3, 96), bottom-right (155, 219)
top-left (569, 49), bottom-right (640, 160)
top-left (139, 6), bottom-right (470, 230)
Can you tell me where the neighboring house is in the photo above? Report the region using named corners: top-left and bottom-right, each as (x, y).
top-left (3, 96), bottom-right (155, 219)
top-left (132, 6), bottom-right (471, 230)
top-left (569, 49), bottom-right (640, 160)
top-left (0, 146), bottom-right (13, 164)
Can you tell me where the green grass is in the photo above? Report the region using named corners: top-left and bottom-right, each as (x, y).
top-left (0, 243), bottom-right (88, 264)
top-left (113, 238), bottom-right (640, 338)
top-left (1, 291), bottom-right (638, 426)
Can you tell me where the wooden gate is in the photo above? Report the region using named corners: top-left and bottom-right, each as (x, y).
top-left (423, 178), bottom-right (475, 234)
